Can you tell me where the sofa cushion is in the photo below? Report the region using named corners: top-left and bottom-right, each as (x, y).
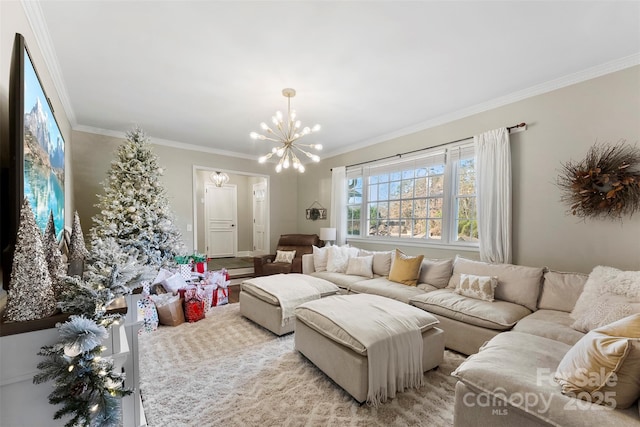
top-left (571, 266), bottom-right (640, 332)
top-left (349, 277), bottom-right (428, 304)
top-left (513, 309), bottom-right (585, 346)
top-left (309, 271), bottom-right (365, 290)
top-left (345, 255), bottom-right (374, 279)
top-left (555, 313), bottom-right (640, 409)
top-left (388, 249), bottom-right (424, 286)
top-left (447, 256), bottom-right (543, 311)
top-left (538, 270), bottom-right (588, 312)
top-left (312, 245), bottom-right (329, 272)
top-left (409, 289), bottom-right (531, 330)
top-left (418, 258), bottom-right (453, 288)
top-left (454, 274), bottom-right (497, 302)
top-left (357, 249), bottom-right (393, 276)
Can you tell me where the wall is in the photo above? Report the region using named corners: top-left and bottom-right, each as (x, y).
top-left (298, 66), bottom-right (640, 273)
top-left (71, 130), bottom-right (295, 254)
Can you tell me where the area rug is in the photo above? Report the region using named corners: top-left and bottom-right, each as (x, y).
top-left (138, 303), bottom-right (466, 426)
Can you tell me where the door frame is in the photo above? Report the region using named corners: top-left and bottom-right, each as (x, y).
top-left (192, 165), bottom-right (270, 256)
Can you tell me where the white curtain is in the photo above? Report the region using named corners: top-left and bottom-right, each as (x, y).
top-left (330, 166), bottom-right (347, 245)
top-left (474, 127), bottom-right (511, 264)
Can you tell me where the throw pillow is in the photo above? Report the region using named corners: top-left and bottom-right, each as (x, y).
top-left (418, 258), bottom-right (454, 288)
top-left (345, 255), bottom-right (374, 278)
top-left (554, 313), bottom-right (640, 409)
top-left (388, 249), bottom-right (424, 286)
top-left (326, 245), bottom-right (359, 273)
top-left (357, 249), bottom-right (393, 276)
top-left (454, 273), bottom-right (498, 302)
top-left (571, 266), bottom-right (640, 332)
top-left (274, 250), bottom-right (296, 264)
top-left (312, 245), bottom-right (329, 272)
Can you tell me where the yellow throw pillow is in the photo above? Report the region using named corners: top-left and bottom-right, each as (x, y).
top-left (554, 313), bottom-right (640, 409)
top-left (388, 249), bottom-right (424, 286)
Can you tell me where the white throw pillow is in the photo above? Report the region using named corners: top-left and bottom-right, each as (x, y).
top-left (571, 266), bottom-right (640, 332)
top-left (454, 273), bottom-right (498, 302)
top-left (345, 255), bottom-right (374, 278)
top-left (326, 245), bottom-right (358, 273)
top-left (312, 245), bottom-right (329, 272)
top-left (274, 250), bottom-right (296, 264)
top-left (357, 249), bottom-right (393, 276)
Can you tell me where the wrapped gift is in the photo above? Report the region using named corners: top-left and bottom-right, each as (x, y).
top-left (212, 286), bottom-right (229, 306)
top-left (191, 253), bottom-right (208, 273)
top-left (137, 296), bottom-right (159, 334)
top-left (182, 286), bottom-right (205, 322)
top-left (199, 284), bottom-right (216, 310)
top-left (151, 294), bottom-right (185, 326)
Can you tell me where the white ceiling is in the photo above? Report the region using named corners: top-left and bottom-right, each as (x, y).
top-left (29, 1), bottom-right (640, 160)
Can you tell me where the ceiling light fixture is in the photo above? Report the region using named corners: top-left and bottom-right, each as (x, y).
top-left (210, 171), bottom-right (229, 187)
top-left (250, 88), bottom-right (322, 173)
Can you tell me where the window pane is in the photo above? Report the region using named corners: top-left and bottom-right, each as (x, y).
top-left (401, 179), bottom-right (414, 198)
top-left (348, 178), bottom-right (362, 204)
top-left (389, 182), bottom-right (400, 200)
top-left (416, 167), bottom-right (427, 178)
top-left (368, 184), bottom-right (378, 202)
top-left (377, 173), bottom-right (389, 183)
top-left (428, 198), bottom-right (443, 218)
top-left (428, 175), bottom-right (444, 195)
top-left (458, 159), bottom-right (476, 195)
top-left (429, 165), bottom-right (445, 175)
top-left (457, 197), bottom-right (476, 219)
top-left (414, 177), bottom-right (427, 197)
top-left (428, 219), bottom-right (442, 239)
top-left (414, 199), bottom-right (426, 218)
top-left (390, 171), bottom-right (401, 181)
top-left (413, 219), bottom-right (427, 238)
top-left (457, 219), bottom-right (478, 242)
top-left (389, 201), bottom-right (400, 220)
top-left (378, 202), bottom-right (389, 219)
top-left (401, 199), bottom-right (413, 219)
top-left (370, 175), bottom-right (379, 185)
top-left (402, 169), bottom-right (414, 179)
top-left (389, 219), bottom-right (402, 237)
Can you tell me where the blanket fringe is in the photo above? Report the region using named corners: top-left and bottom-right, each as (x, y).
top-left (366, 373), bottom-right (424, 407)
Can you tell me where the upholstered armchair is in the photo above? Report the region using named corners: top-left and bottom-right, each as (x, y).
top-left (253, 234), bottom-right (321, 277)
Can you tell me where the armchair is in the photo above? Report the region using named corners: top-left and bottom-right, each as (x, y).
top-left (253, 234), bottom-right (321, 277)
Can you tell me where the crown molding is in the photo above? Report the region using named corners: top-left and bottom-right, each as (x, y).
top-left (73, 125), bottom-right (258, 161)
top-left (21, 0), bottom-right (77, 126)
top-left (323, 53), bottom-right (640, 159)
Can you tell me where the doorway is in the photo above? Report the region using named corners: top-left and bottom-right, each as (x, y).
top-left (192, 166), bottom-right (269, 258)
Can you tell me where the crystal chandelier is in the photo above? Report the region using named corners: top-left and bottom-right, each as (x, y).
top-left (250, 88), bottom-right (322, 173)
top-left (210, 171), bottom-right (229, 187)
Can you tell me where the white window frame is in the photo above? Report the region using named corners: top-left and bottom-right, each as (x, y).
top-left (345, 140), bottom-right (478, 251)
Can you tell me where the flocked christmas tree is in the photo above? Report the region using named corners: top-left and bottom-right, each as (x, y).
top-left (5, 198), bottom-right (57, 321)
top-left (44, 211), bottom-right (67, 298)
top-left (68, 211), bottom-right (89, 277)
top-left (91, 127), bottom-right (184, 272)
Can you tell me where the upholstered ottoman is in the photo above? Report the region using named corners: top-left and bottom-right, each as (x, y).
top-left (240, 273), bottom-right (339, 335)
top-left (295, 293), bottom-right (444, 404)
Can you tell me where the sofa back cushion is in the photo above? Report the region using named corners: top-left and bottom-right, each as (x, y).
top-left (538, 270), bottom-right (588, 312)
top-left (418, 258), bottom-right (453, 288)
top-left (447, 256), bottom-right (544, 311)
top-left (357, 249), bottom-right (393, 276)
top-left (277, 234), bottom-right (320, 257)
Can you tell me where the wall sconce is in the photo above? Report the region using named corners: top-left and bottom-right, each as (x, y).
top-left (210, 171), bottom-right (229, 187)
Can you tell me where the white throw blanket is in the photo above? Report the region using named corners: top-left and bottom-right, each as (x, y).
top-left (242, 274), bottom-right (336, 326)
top-left (297, 294), bottom-right (428, 406)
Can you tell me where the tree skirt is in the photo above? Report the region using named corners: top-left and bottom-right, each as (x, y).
top-left (138, 303), bottom-right (465, 426)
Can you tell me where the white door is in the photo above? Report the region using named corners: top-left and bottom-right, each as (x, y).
top-left (252, 181), bottom-right (268, 256)
top-left (205, 183), bottom-right (237, 258)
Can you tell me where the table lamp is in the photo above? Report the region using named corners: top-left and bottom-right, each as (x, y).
top-left (319, 227), bottom-right (337, 246)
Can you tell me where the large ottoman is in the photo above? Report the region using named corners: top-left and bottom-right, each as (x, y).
top-left (240, 273), bottom-right (339, 335)
top-left (295, 293), bottom-right (444, 404)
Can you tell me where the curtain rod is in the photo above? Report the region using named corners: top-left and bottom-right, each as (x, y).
top-left (334, 122), bottom-right (526, 170)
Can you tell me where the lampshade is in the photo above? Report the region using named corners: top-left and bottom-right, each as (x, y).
top-left (210, 171), bottom-right (229, 187)
top-left (319, 227), bottom-right (336, 242)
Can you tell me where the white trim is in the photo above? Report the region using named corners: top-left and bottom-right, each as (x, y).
top-left (21, 0), bottom-right (77, 126)
top-left (323, 53), bottom-right (640, 159)
top-left (346, 237), bottom-right (479, 253)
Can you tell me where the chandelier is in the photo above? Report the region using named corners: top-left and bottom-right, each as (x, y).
top-left (210, 171), bottom-right (229, 187)
top-left (250, 88), bottom-right (322, 173)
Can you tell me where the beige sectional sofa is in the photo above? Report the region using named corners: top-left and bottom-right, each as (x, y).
top-left (301, 250), bottom-right (640, 426)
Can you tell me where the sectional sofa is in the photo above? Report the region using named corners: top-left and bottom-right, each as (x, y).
top-left (301, 249), bottom-right (640, 426)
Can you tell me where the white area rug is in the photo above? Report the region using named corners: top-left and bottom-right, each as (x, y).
top-left (139, 303), bottom-right (465, 426)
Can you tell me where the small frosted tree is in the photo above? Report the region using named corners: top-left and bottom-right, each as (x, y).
top-left (44, 211), bottom-right (67, 298)
top-left (5, 199), bottom-right (57, 321)
top-left (68, 211), bottom-right (88, 277)
top-left (91, 127), bottom-right (184, 273)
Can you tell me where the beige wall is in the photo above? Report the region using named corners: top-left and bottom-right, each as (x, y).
top-left (1, 1), bottom-right (74, 289)
top-left (298, 66), bottom-right (640, 273)
top-left (71, 130), bottom-right (295, 254)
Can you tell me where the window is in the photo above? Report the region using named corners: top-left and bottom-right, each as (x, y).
top-left (346, 141), bottom-right (477, 247)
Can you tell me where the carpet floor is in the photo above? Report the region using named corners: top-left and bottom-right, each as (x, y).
top-left (138, 303), bottom-right (466, 426)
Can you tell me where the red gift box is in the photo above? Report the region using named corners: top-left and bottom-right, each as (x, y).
top-left (212, 287), bottom-right (229, 306)
top-left (193, 261), bottom-right (207, 274)
top-left (184, 300), bottom-right (205, 322)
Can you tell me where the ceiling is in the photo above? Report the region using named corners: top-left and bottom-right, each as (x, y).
top-left (29, 1), bottom-right (640, 161)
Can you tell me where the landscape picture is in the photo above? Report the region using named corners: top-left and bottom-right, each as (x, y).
top-left (23, 47), bottom-right (65, 239)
